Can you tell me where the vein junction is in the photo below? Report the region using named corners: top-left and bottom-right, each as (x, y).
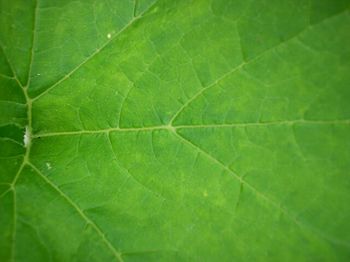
top-left (2, 3), bottom-right (349, 260)
top-left (31, 119), bottom-right (350, 138)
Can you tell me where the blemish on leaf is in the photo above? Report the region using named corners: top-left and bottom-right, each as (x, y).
top-left (23, 126), bottom-right (30, 148)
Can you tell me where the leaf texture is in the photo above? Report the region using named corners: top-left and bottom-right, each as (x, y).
top-left (1, 0), bottom-right (350, 261)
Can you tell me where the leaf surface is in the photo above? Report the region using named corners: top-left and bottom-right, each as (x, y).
top-left (1, 0), bottom-right (350, 261)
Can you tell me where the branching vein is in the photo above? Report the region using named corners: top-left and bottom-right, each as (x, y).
top-left (171, 129), bottom-right (350, 248)
top-left (31, 119), bottom-right (350, 138)
top-left (31, 0), bottom-right (159, 102)
top-left (27, 162), bottom-right (124, 262)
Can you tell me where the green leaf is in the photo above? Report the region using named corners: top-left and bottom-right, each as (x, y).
top-left (1, 0), bottom-right (350, 261)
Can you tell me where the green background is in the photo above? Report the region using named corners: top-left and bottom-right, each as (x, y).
top-left (1, 0), bottom-right (350, 261)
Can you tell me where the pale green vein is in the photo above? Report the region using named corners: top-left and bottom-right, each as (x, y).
top-left (0, 73), bottom-right (14, 80)
top-left (117, 86), bottom-right (134, 128)
top-left (8, 1), bottom-right (38, 260)
top-left (10, 158), bottom-right (26, 262)
top-left (26, 0), bottom-right (40, 88)
top-left (106, 132), bottom-right (166, 200)
top-left (171, 129), bottom-right (350, 248)
top-left (32, 125), bottom-right (168, 138)
top-left (174, 119), bottom-right (350, 129)
top-left (169, 9), bottom-right (349, 125)
top-left (0, 42), bottom-right (24, 89)
top-left (133, 0), bottom-right (138, 18)
top-left (31, 0), bottom-right (159, 102)
top-left (31, 119), bottom-right (350, 138)
top-left (0, 100), bottom-right (26, 106)
top-left (1, 32), bottom-right (33, 261)
top-left (27, 162), bottom-right (124, 262)
top-left (0, 137), bottom-right (23, 147)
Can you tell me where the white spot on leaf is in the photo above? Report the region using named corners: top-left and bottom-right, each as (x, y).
top-left (107, 33), bottom-right (112, 39)
top-left (24, 126), bottom-right (30, 148)
top-left (46, 162), bottom-right (52, 170)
